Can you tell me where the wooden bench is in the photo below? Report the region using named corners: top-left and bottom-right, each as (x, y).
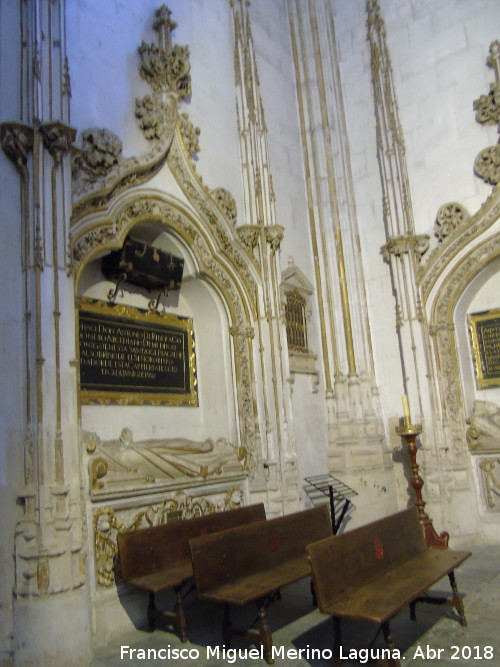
top-left (307, 507), bottom-right (472, 666)
top-left (190, 504), bottom-right (332, 664)
top-left (117, 502), bottom-right (266, 641)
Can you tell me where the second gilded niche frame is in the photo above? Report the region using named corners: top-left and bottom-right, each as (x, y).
top-left (77, 297), bottom-right (198, 406)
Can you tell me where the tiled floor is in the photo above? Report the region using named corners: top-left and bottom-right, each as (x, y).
top-left (92, 544), bottom-right (500, 666)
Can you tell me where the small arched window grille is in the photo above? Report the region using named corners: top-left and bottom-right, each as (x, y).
top-left (284, 289), bottom-right (309, 353)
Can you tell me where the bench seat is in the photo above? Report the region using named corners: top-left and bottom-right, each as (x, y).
top-left (117, 502), bottom-right (266, 641)
top-left (126, 562), bottom-right (194, 595)
top-left (198, 555), bottom-right (310, 605)
top-left (190, 505), bottom-right (332, 664)
top-left (307, 507), bottom-right (471, 667)
top-left (322, 547), bottom-right (471, 624)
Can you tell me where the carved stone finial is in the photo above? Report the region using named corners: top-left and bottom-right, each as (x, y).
top-left (153, 5), bottom-right (177, 52)
top-left (138, 41), bottom-right (191, 98)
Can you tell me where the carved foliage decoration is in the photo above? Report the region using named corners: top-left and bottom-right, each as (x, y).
top-left (473, 40), bottom-right (500, 185)
top-left (72, 128), bottom-right (122, 181)
top-left (474, 146), bottom-right (500, 186)
top-left (473, 40), bottom-right (500, 126)
top-left (434, 203), bottom-right (471, 243)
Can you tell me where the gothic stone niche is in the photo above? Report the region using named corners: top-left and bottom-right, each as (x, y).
top-left (280, 259), bottom-right (318, 377)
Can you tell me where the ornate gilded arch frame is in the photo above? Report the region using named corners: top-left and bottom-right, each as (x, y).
top-left (423, 186), bottom-right (500, 457)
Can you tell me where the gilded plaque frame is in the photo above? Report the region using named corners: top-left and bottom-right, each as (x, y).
top-left (468, 308), bottom-right (500, 389)
top-left (77, 297), bottom-right (198, 406)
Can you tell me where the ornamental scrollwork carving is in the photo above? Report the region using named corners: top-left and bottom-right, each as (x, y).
top-left (473, 40), bottom-right (500, 186)
top-left (434, 202), bottom-right (470, 242)
top-left (473, 40), bottom-right (500, 126)
top-left (94, 507), bottom-right (125, 588)
top-left (179, 112), bottom-right (200, 157)
top-left (474, 145), bottom-right (500, 186)
top-left (138, 41), bottom-right (191, 98)
top-left (212, 187), bottom-right (237, 226)
top-left (72, 128), bottom-right (123, 185)
top-left (473, 82), bottom-right (500, 126)
top-left (135, 95), bottom-right (171, 140)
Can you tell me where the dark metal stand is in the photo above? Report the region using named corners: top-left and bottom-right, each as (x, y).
top-left (304, 474), bottom-right (357, 534)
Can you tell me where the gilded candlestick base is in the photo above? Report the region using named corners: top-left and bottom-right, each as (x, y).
top-left (396, 423), bottom-right (422, 436)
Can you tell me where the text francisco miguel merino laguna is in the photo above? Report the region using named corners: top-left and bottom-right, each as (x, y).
top-left (120, 644), bottom-right (401, 663)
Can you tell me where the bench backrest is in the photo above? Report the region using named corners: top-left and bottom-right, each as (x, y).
top-left (118, 502), bottom-right (266, 584)
top-left (190, 505), bottom-right (331, 595)
top-left (307, 506), bottom-right (426, 612)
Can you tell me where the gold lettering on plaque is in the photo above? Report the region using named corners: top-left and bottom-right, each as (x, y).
top-left (468, 309), bottom-right (500, 389)
top-left (77, 298), bottom-right (198, 406)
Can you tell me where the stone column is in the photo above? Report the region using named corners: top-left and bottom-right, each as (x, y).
top-left (0, 1), bottom-right (92, 664)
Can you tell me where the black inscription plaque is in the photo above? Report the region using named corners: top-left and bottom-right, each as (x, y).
top-left (468, 308), bottom-right (500, 389)
top-left (77, 298), bottom-right (198, 405)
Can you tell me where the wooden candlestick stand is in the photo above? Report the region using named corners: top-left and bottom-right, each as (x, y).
top-left (396, 422), bottom-right (449, 548)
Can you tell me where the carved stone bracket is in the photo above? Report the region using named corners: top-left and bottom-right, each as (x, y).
top-left (0, 121), bottom-right (34, 168)
top-left (266, 225), bottom-right (284, 254)
top-left (40, 121), bottom-right (76, 164)
top-left (381, 234), bottom-right (430, 263)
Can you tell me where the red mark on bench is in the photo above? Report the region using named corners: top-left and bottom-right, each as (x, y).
top-left (374, 536), bottom-right (384, 559)
top-left (269, 529), bottom-right (280, 549)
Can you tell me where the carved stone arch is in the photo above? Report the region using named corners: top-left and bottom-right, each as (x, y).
top-left (429, 231), bottom-right (500, 458)
top-left (72, 192), bottom-right (261, 467)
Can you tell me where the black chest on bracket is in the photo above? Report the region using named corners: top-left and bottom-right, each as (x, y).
top-left (101, 237), bottom-right (184, 291)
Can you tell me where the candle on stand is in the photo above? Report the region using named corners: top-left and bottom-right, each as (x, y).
top-left (402, 394), bottom-right (411, 428)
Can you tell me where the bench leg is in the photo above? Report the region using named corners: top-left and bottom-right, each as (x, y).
top-left (256, 599), bottom-right (274, 665)
top-left (147, 592), bottom-right (156, 632)
top-left (332, 616), bottom-right (341, 667)
top-left (173, 585), bottom-right (188, 642)
top-left (380, 622), bottom-right (400, 667)
top-left (222, 603), bottom-right (233, 647)
top-left (448, 571), bottom-right (467, 626)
